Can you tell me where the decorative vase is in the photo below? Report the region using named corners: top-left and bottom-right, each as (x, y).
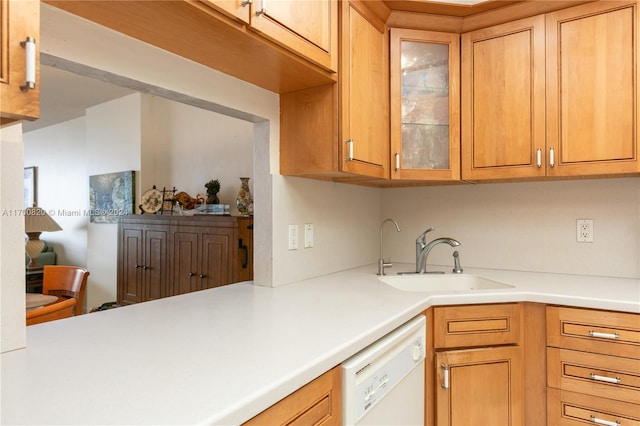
top-left (236, 177), bottom-right (253, 216)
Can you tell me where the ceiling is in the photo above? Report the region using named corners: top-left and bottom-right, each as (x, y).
top-left (382, 0), bottom-right (521, 17)
top-left (22, 65), bottom-right (135, 133)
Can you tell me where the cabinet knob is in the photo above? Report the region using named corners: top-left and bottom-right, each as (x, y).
top-left (189, 272), bottom-right (196, 277)
top-left (143, 266), bottom-right (149, 270)
top-left (134, 264), bottom-right (141, 269)
top-left (199, 274), bottom-right (207, 279)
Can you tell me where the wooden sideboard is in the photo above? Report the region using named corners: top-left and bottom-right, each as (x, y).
top-left (117, 214), bottom-right (253, 305)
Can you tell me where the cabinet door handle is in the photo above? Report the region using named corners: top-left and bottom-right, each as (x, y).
top-left (589, 330), bottom-right (619, 340)
top-left (189, 272), bottom-right (196, 277)
top-left (255, 0), bottom-right (266, 15)
top-left (134, 264), bottom-right (141, 269)
top-left (591, 416), bottom-right (621, 426)
top-left (590, 373), bottom-right (621, 384)
top-left (346, 139), bottom-right (354, 161)
top-left (240, 245), bottom-right (249, 268)
top-left (142, 266), bottom-right (149, 270)
top-left (549, 147), bottom-right (555, 168)
top-left (240, 0), bottom-right (252, 6)
top-left (199, 274), bottom-right (207, 279)
top-left (441, 364), bottom-right (449, 390)
top-left (20, 36), bottom-right (36, 92)
top-left (536, 148), bottom-right (542, 168)
top-left (395, 153), bottom-right (400, 171)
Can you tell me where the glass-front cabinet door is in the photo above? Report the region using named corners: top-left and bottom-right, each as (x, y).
top-left (390, 29), bottom-right (460, 181)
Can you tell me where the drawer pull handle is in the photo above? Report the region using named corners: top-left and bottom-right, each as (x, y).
top-left (589, 330), bottom-right (619, 340)
top-left (591, 416), bottom-right (621, 426)
top-left (441, 364), bottom-right (449, 390)
top-left (590, 373), bottom-right (621, 384)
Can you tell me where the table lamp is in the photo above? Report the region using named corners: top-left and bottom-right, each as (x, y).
top-left (25, 207), bottom-right (62, 269)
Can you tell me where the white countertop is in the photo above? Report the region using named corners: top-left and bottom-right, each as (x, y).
top-left (2, 265), bottom-right (639, 425)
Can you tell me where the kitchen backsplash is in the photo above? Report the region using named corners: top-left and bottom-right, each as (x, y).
top-left (381, 177), bottom-right (639, 279)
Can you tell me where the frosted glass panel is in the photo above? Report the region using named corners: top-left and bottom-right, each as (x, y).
top-left (401, 41), bottom-right (450, 169)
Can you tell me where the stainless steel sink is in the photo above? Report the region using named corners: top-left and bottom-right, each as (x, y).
top-left (379, 274), bottom-right (514, 292)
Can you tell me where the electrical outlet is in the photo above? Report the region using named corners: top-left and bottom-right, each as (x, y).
top-left (576, 219), bottom-right (594, 243)
top-left (304, 223), bottom-right (314, 248)
top-left (288, 225), bottom-right (298, 250)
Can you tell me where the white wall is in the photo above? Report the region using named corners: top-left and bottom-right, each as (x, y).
top-left (23, 117), bottom-right (88, 267)
top-left (84, 94), bottom-right (142, 309)
top-left (39, 4), bottom-right (381, 291)
top-left (1, 124), bottom-right (27, 352)
top-left (140, 95), bottom-right (253, 213)
top-left (23, 91), bottom-right (258, 310)
top-left (382, 178), bottom-right (640, 279)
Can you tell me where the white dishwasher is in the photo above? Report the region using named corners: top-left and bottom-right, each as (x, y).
top-left (342, 314), bottom-right (426, 425)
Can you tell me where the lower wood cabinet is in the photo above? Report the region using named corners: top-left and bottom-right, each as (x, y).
top-left (547, 388), bottom-right (640, 426)
top-left (429, 303), bottom-right (525, 426)
top-left (546, 306), bottom-right (640, 426)
top-left (117, 215), bottom-right (252, 305)
top-left (436, 346), bottom-right (523, 426)
top-left (243, 366), bottom-right (341, 426)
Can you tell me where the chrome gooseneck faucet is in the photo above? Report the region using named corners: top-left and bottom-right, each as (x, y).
top-left (415, 227), bottom-right (461, 274)
top-left (377, 218), bottom-right (401, 275)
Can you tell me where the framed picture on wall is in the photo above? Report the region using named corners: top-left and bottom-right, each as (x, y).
top-left (89, 170), bottom-right (135, 223)
top-left (24, 166), bottom-right (37, 208)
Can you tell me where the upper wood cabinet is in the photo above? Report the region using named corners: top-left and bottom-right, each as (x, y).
top-left (461, 15), bottom-right (546, 181)
top-left (280, 0), bottom-right (389, 182)
top-left (45, 0), bottom-right (336, 94)
top-left (546, 1), bottom-right (639, 177)
top-left (0, 0), bottom-right (40, 125)
top-left (390, 29), bottom-right (460, 181)
top-left (462, 1), bottom-right (639, 181)
top-left (200, 0), bottom-right (337, 72)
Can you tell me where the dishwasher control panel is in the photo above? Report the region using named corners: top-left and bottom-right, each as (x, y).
top-left (342, 315), bottom-right (426, 425)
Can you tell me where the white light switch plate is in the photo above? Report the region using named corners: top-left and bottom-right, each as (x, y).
top-left (288, 225), bottom-right (298, 250)
top-left (304, 223), bottom-right (314, 248)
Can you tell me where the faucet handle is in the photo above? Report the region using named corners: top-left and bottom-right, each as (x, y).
top-left (452, 250), bottom-right (463, 274)
top-left (416, 227), bottom-right (435, 244)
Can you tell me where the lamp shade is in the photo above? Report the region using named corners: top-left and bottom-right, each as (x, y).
top-left (25, 207), bottom-right (62, 233)
top-left (25, 207), bottom-right (61, 269)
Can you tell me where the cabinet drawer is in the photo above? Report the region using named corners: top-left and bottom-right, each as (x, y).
top-left (547, 306), bottom-right (640, 359)
top-left (548, 347), bottom-right (640, 405)
top-left (243, 366), bottom-right (341, 425)
top-left (547, 387), bottom-right (640, 426)
top-left (434, 303), bottom-right (521, 349)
